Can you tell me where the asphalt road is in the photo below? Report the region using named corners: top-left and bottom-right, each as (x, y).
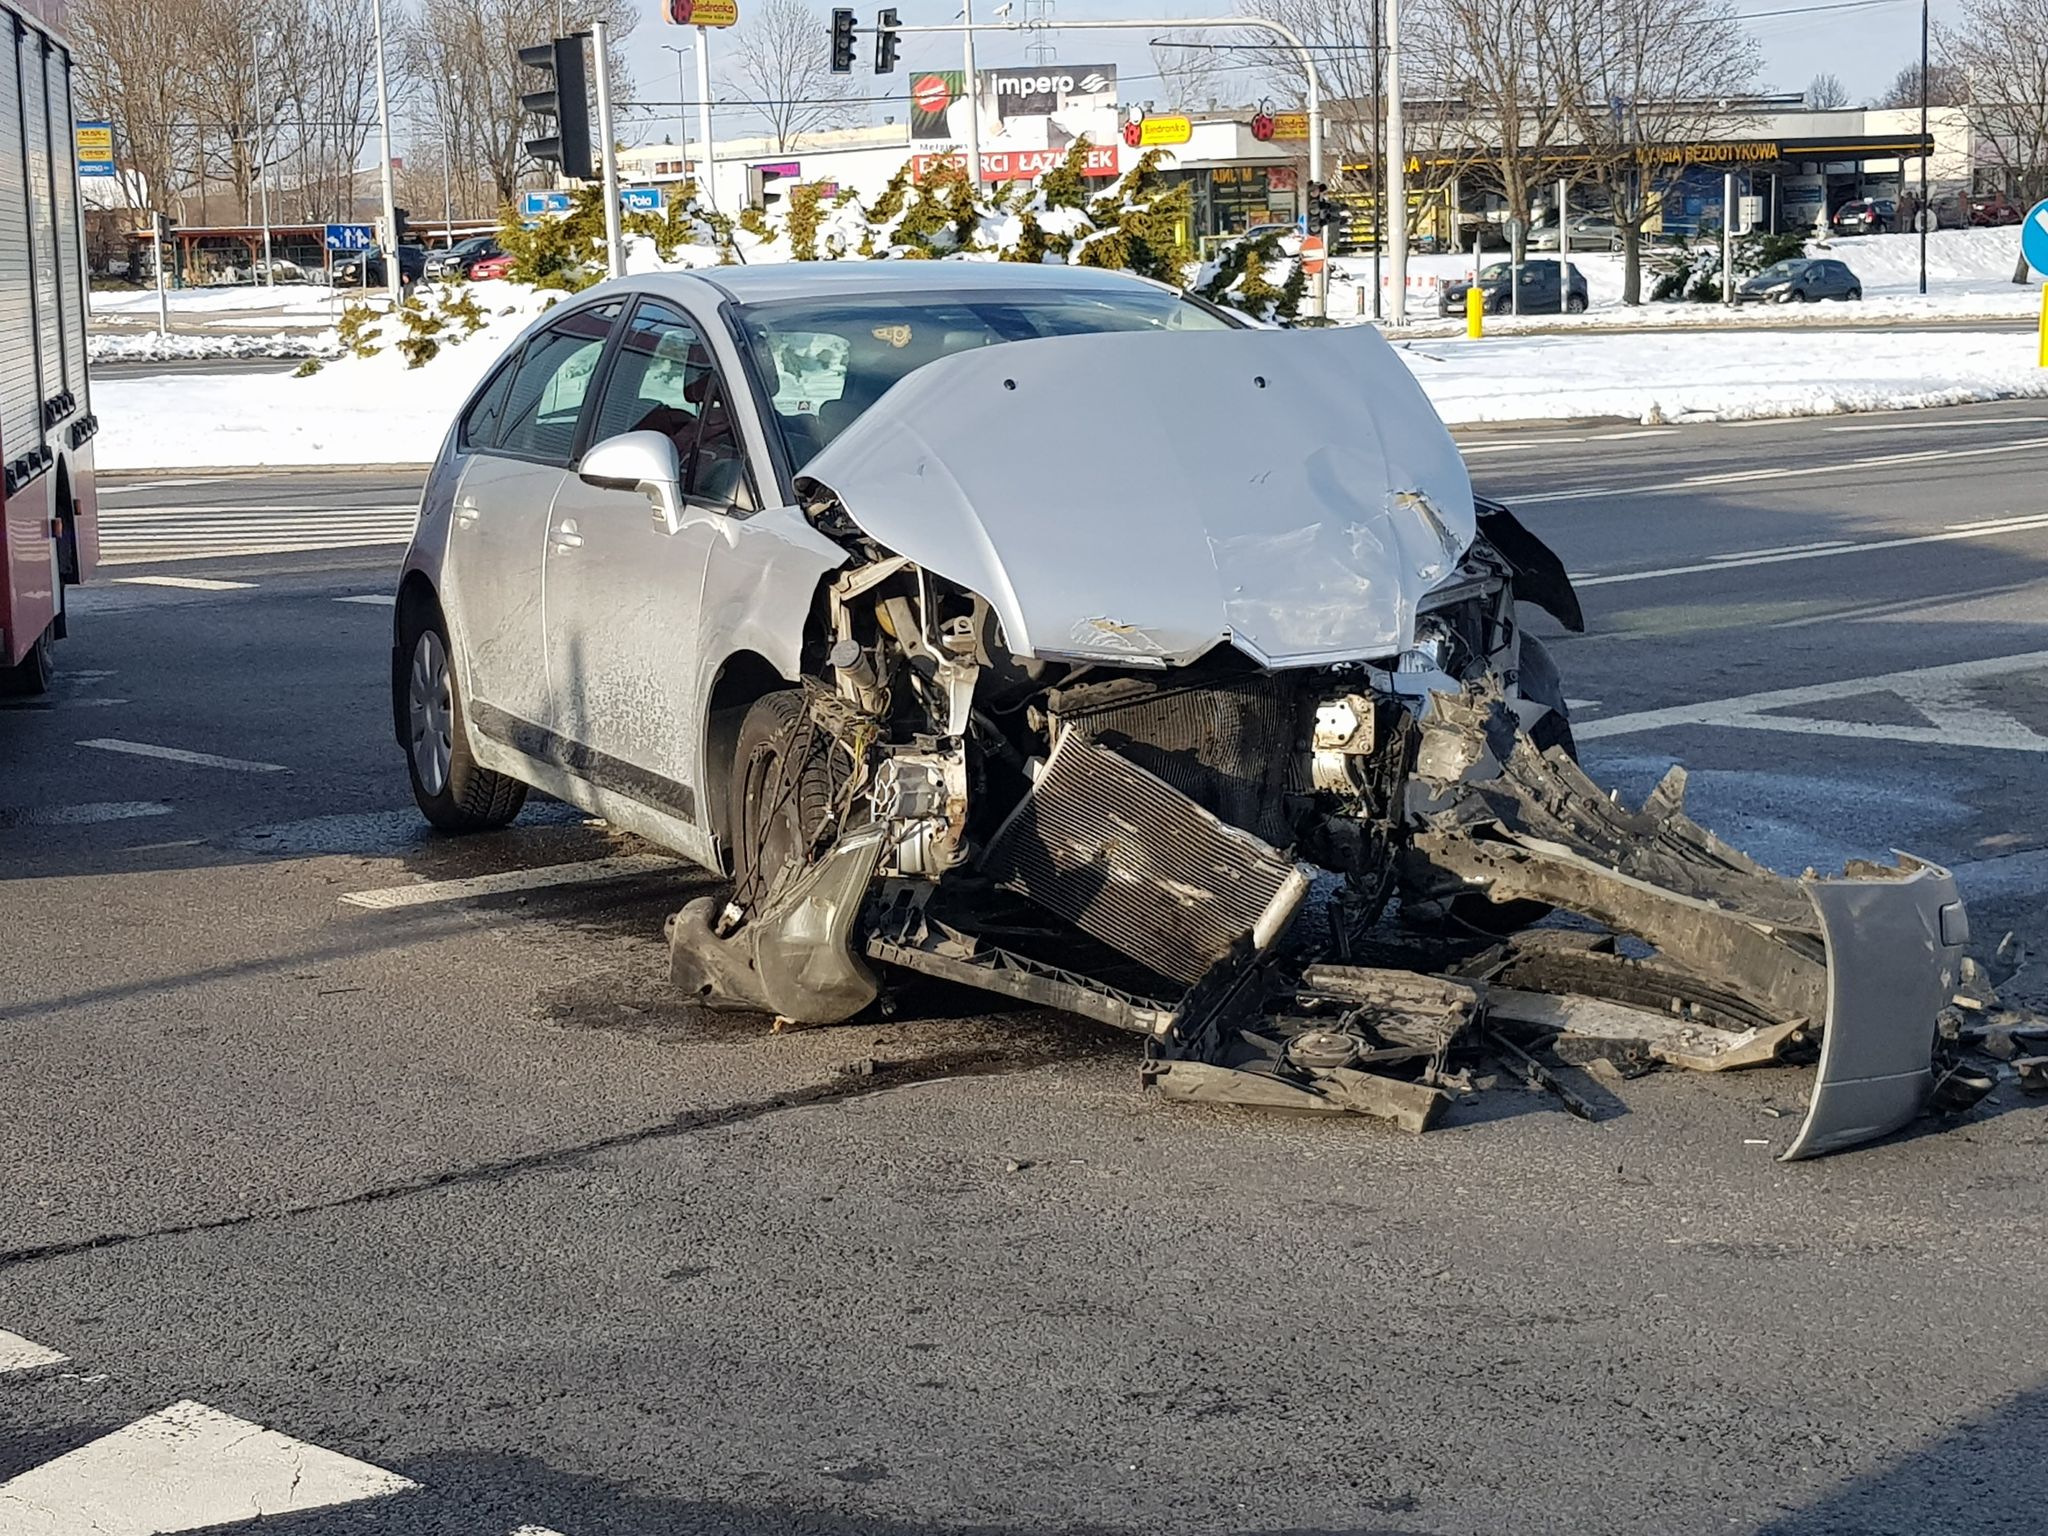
top-left (5, 401), bottom-right (2048, 1534)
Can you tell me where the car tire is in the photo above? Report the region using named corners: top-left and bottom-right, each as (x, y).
top-left (0, 622), bottom-right (54, 697)
top-left (1845, 287), bottom-right (1861, 301)
top-left (1565, 294), bottom-right (1587, 314)
top-left (731, 690), bottom-right (847, 910)
top-left (1791, 289), bottom-right (1809, 303)
top-left (398, 603), bottom-right (526, 833)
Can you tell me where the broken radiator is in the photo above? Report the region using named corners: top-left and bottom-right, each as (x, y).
top-left (980, 732), bottom-right (1312, 985)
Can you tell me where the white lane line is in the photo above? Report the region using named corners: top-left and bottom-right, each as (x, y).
top-left (0, 1399), bottom-right (417, 1532)
top-left (0, 801), bottom-right (171, 829)
top-left (335, 593), bottom-right (397, 606)
top-left (510, 1527), bottom-right (570, 1536)
top-left (1576, 514), bottom-right (2048, 587)
top-left (1825, 416), bottom-right (2048, 432)
top-left (1515, 433), bottom-right (2048, 505)
top-left (0, 1328), bottom-right (67, 1374)
top-left (1564, 697), bottom-right (1601, 711)
top-left (101, 503), bottom-right (418, 517)
top-left (1586, 427), bottom-right (1681, 440)
top-left (1578, 649), bottom-right (2048, 749)
top-left (94, 478), bottom-right (230, 495)
top-left (78, 739), bottom-right (290, 773)
top-left (340, 854), bottom-right (682, 910)
top-left (111, 575), bottom-right (256, 592)
top-left (1706, 539), bottom-right (1854, 560)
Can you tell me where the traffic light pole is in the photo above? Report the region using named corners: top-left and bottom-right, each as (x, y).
top-left (371, 0), bottom-right (403, 308)
top-left (591, 19), bottom-right (626, 278)
top-left (876, 15), bottom-right (1325, 315)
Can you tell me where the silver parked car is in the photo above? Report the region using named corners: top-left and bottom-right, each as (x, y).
top-left (391, 262), bottom-right (1972, 1156)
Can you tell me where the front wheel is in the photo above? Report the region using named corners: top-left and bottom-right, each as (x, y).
top-left (1790, 289), bottom-right (1809, 303)
top-left (1565, 294), bottom-right (1588, 314)
top-left (1844, 287), bottom-right (1862, 301)
top-left (398, 606), bottom-right (526, 832)
top-left (0, 623), bottom-right (54, 697)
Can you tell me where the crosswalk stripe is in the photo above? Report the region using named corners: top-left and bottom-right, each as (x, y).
top-left (340, 854), bottom-right (682, 910)
top-left (0, 1399), bottom-right (417, 1532)
top-left (96, 505), bottom-right (419, 566)
top-left (0, 1328), bottom-right (66, 1373)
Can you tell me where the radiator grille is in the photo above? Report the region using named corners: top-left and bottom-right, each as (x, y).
top-left (1048, 677), bottom-right (1309, 846)
top-left (980, 733), bottom-right (1310, 985)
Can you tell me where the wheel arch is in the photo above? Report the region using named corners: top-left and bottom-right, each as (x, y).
top-left (700, 649), bottom-right (798, 871)
top-left (392, 571), bottom-right (444, 749)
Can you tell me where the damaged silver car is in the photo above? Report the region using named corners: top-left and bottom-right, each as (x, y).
top-left (393, 263), bottom-right (1987, 1159)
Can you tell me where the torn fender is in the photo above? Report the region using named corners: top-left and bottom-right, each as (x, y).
top-left (1473, 496), bottom-right (1584, 634)
top-left (1783, 857), bottom-right (1967, 1160)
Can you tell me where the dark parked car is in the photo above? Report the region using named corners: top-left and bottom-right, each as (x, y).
top-left (1438, 261), bottom-right (1590, 316)
top-left (1735, 257), bottom-right (1862, 303)
top-left (1830, 198), bottom-right (1896, 236)
top-left (424, 235), bottom-right (502, 281)
top-left (332, 245), bottom-right (428, 288)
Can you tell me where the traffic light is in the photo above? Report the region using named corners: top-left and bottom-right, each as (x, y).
top-left (874, 8), bottom-right (900, 72)
top-left (519, 34), bottom-right (594, 182)
top-left (830, 8), bottom-right (856, 73)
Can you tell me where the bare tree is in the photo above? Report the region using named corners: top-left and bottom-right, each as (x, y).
top-left (724, 0), bottom-right (860, 152)
top-left (1879, 59), bottom-right (1966, 108)
top-left (1560, 0), bottom-right (1760, 303)
top-left (1941, 0), bottom-right (2048, 204)
top-left (403, 0), bottom-right (637, 208)
top-left (1805, 71), bottom-right (1849, 108)
top-left (68, 0), bottom-right (196, 217)
top-left (1149, 34), bottom-right (1229, 113)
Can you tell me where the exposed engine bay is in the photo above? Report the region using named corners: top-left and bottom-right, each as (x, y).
top-left (667, 488), bottom-right (2020, 1161)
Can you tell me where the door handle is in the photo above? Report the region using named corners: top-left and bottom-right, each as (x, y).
top-left (454, 498), bottom-right (479, 528)
top-left (551, 518), bottom-right (583, 552)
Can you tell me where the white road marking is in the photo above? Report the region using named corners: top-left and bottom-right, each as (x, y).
top-left (0, 1399), bottom-right (416, 1532)
top-left (335, 593), bottom-right (397, 606)
top-left (509, 1527), bottom-right (570, 1536)
top-left (1706, 539), bottom-right (1854, 560)
top-left (111, 575), bottom-right (256, 592)
top-left (1826, 416), bottom-right (2048, 432)
top-left (1586, 427), bottom-right (1681, 440)
top-left (1564, 697), bottom-right (1601, 711)
top-left (96, 505), bottom-right (418, 566)
top-left (1577, 649), bottom-right (2048, 751)
top-left (94, 478), bottom-right (229, 495)
top-left (0, 801), bottom-right (171, 829)
top-left (78, 739), bottom-right (290, 773)
top-left (0, 1329), bottom-right (66, 1374)
top-left (1577, 514), bottom-right (2048, 587)
top-left (340, 854), bottom-right (683, 910)
top-left (1515, 434), bottom-right (2048, 505)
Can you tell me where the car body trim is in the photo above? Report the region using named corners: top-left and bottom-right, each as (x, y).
top-left (469, 700), bottom-right (697, 823)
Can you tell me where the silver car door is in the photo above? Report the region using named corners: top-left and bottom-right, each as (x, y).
top-left (446, 301), bottom-right (620, 754)
top-left (541, 298), bottom-right (741, 865)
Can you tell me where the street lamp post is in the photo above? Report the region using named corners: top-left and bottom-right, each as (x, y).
top-left (1919, 0), bottom-right (1929, 295)
top-left (252, 33), bottom-right (274, 287)
top-left (1386, 0), bottom-right (1405, 323)
top-left (664, 35), bottom-right (719, 210)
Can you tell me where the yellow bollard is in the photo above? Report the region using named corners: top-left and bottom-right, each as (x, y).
top-left (1466, 282), bottom-right (1485, 339)
top-left (2039, 282), bottom-right (2047, 368)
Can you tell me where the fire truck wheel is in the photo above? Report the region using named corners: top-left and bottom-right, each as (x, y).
top-left (399, 605), bottom-right (526, 833)
top-left (0, 622), bottom-right (54, 697)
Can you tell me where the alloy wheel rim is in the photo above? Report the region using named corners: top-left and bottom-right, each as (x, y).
top-left (408, 630), bottom-right (454, 796)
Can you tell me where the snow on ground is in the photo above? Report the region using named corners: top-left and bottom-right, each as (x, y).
top-left (90, 283), bottom-right (349, 315)
top-left (95, 289), bottom-right (556, 469)
top-left (89, 330), bottom-right (341, 362)
top-left (1398, 327), bottom-right (2048, 426)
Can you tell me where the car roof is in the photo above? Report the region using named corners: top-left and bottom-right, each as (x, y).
top-left (629, 261), bottom-right (1174, 308)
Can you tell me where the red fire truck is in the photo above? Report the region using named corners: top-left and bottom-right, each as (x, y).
top-left (1, 0), bottom-right (98, 695)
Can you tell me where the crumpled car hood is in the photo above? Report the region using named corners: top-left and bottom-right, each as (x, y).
top-left (797, 326), bottom-right (1474, 667)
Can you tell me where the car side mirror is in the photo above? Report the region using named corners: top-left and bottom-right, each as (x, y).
top-left (580, 430), bottom-right (685, 534)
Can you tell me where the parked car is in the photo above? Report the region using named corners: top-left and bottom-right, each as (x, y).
top-left (383, 260), bottom-right (1974, 1156)
top-left (1969, 194), bottom-right (2023, 227)
top-left (425, 235), bottom-right (503, 281)
top-left (1437, 261), bottom-right (1590, 315)
top-left (467, 251), bottom-right (515, 281)
top-left (1735, 257), bottom-right (1862, 303)
top-left (1524, 217), bottom-right (1618, 252)
top-left (1830, 198), bottom-right (1896, 236)
top-left (332, 245), bottom-right (428, 287)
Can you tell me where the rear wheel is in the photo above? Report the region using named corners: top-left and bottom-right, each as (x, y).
top-left (0, 623), bottom-right (54, 697)
top-left (1844, 286), bottom-right (1862, 301)
top-left (1565, 293), bottom-right (1588, 314)
top-left (1790, 289), bottom-right (1809, 303)
top-left (398, 604), bottom-right (526, 832)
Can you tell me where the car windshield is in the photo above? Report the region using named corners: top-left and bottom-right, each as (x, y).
top-left (740, 287), bottom-right (1237, 466)
top-left (1756, 261), bottom-right (1804, 281)
top-left (1478, 263), bottom-right (1515, 281)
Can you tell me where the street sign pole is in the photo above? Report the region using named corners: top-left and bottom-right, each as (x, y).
top-left (253, 33), bottom-right (275, 287)
top-left (1385, 0), bottom-right (1403, 325)
top-left (1722, 172), bottom-right (1735, 306)
top-left (1918, 0), bottom-right (1929, 296)
top-left (696, 25), bottom-right (719, 210)
top-left (592, 19), bottom-right (626, 278)
top-left (153, 213), bottom-right (170, 337)
top-left (961, 0), bottom-right (981, 195)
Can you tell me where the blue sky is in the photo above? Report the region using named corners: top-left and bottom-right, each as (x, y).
top-left (614, 0), bottom-right (1959, 149)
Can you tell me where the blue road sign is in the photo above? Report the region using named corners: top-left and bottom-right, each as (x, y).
top-left (520, 190), bottom-right (574, 216)
top-left (620, 186), bottom-right (662, 212)
top-left (323, 223), bottom-right (375, 252)
top-left (2023, 199), bottom-right (2048, 276)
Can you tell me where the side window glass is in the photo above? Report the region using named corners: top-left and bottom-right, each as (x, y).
top-left (496, 303), bottom-right (620, 463)
top-left (459, 360), bottom-right (515, 452)
top-left (589, 299), bottom-right (709, 452)
top-left (690, 377), bottom-right (754, 512)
